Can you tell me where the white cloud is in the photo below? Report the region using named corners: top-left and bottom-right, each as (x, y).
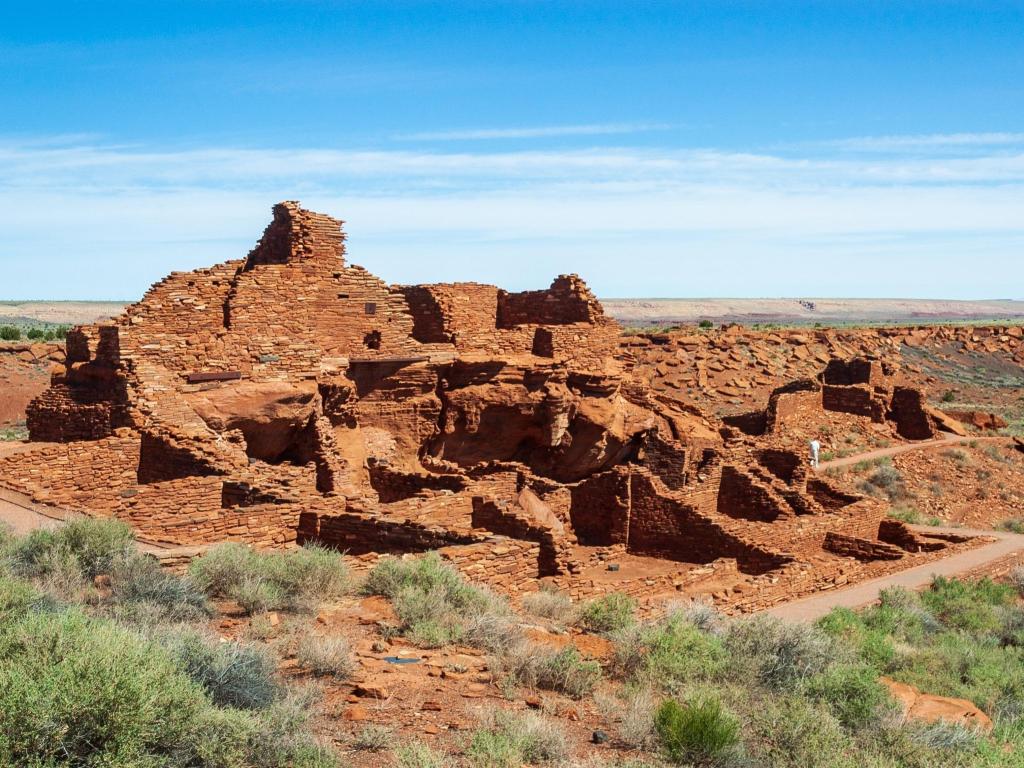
top-left (393, 123), bottom-right (673, 141)
top-left (822, 132), bottom-right (1024, 152)
top-left (0, 133), bottom-right (1022, 299)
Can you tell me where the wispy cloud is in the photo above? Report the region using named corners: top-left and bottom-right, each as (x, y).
top-left (823, 132), bottom-right (1024, 152)
top-left (394, 123), bottom-right (673, 141)
top-left (1, 132), bottom-right (1022, 299)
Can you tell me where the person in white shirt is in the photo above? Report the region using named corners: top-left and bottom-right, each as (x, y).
top-left (809, 439), bottom-right (821, 468)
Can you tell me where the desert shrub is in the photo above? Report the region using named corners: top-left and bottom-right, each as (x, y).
top-left (817, 608), bottom-right (897, 670)
top-left (802, 662), bottom-right (890, 727)
top-left (365, 552), bottom-right (509, 649)
top-left (941, 390), bottom-right (957, 403)
top-left (0, 573), bottom-right (46, 622)
top-left (744, 694), bottom-right (854, 768)
top-left (394, 741), bottom-right (454, 768)
top-left (163, 630), bottom-right (280, 709)
top-left (613, 611), bottom-right (726, 690)
top-left (463, 610), bottom-right (523, 654)
top-left (859, 465), bottom-right (909, 501)
top-left (532, 646), bottom-right (602, 699)
top-left (920, 576), bottom-right (1014, 634)
top-left (270, 542), bottom-right (350, 605)
top-left (1009, 566), bottom-right (1024, 596)
top-left (351, 724), bottom-right (393, 751)
top-left (998, 518), bottom-right (1024, 534)
top-left (0, 325), bottom-right (21, 341)
top-left (578, 592), bottom-right (636, 633)
top-left (890, 631), bottom-right (1024, 714)
top-left (246, 688), bottom-right (341, 768)
top-left (596, 686), bottom-right (658, 749)
top-left (189, 541), bottom-right (255, 594)
top-left (698, 320), bottom-right (714, 329)
top-left (888, 505), bottom-right (922, 524)
top-left (108, 553), bottom-right (210, 621)
top-left (724, 615), bottom-right (836, 690)
top-left (296, 634), bottom-right (354, 679)
top-left (231, 575), bottom-right (287, 615)
top-left (467, 708), bottom-right (569, 766)
top-left (7, 517), bottom-right (134, 580)
top-left (666, 598), bottom-right (722, 635)
top-left (654, 697), bottom-right (739, 766)
top-left (943, 448), bottom-right (970, 465)
top-left (0, 609), bottom-right (207, 765)
top-left (55, 517), bottom-right (135, 577)
top-left (190, 541), bottom-right (349, 613)
top-left (907, 720), bottom-right (981, 751)
top-left (522, 586), bottom-right (575, 623)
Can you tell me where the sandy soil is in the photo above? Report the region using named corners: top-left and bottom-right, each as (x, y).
top-left (5, 298), bottom-right (1023, 329)
top-left (605, 297), bottom-right (1024, 326)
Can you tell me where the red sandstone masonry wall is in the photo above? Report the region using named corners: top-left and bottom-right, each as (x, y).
top-left (569, 468), bottom-right (631, 545)
top-left (822, 384), bottom-right (886, 421)
top-left (497, 275), bottom-right (600, 327)
top-left (439, 539), bottom-right (543, 594)
top-left (627, 471), bottom-right (786, 572)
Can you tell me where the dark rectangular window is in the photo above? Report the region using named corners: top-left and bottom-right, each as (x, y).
top-left (364, 302), bottom-right (377, 315)
top-left (337, 293), bottom-right (349, 299)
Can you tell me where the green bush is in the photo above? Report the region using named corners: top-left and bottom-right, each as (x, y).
top-left (189, 542), bottom-right (349, 613)
top-left (578, 592), bottom-right (636, 633)
top-left (802, 663), bottom-right (890, 727)
top-left (364, 552), bottom-right (508, 649)
top-left (698, 320), bottom-right (714, 329)
top-left (467, 709), bottom-right (569, 766)
top-left (0, 325), bottom-right (21, 341)
top-left (394, 741), bottom-right (453, 768)
top-left (613, 611), bottom-right (726, 689)
top-left (522, 586), bottom-right (575, 623)
top-left (998, 518), bottom-right (1024, 534)
top-left (25, 328), bottom-right (45, 340)
top-left (532, 646), bottom-right (602, 699)
top-left (163, 630), bottom-right (280, 710)
top-left (0, 610), bottom-right (207, 765)
top-left (724, 615), bottom-right (836, 690)
top-left (920, 576), bottom-right (1014, 634)
top-left (230, 575), bottom-right (287, 615)
top-left (109, 553), bottom-right (210, 621)
top-left (9, 517), bottom-right (135, 580)
top-left (0, 573), bottom-right (44, 622)
top-left (295, 634), bottom-right (354, 679)
top-left (351, 724), bottom-right (393, 751)
top-left (654, 697), bottom-right (739, 766)
top-left (745, 694), bottom-right (854, 768)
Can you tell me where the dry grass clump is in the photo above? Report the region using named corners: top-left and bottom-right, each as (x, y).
top-left (350, 724), bottom-right (393, 751)
top-left (466, 707), bottom-right (570, 766)
top-left (499, 643), bottom-right (602, 699)
top-left (189, 542), bottom-right (349, 614)
top-left (365, 552), bottom-right (516, 650)
top-left (522, 586), bottom-right (575, 624)
top-left (578, 592), bottom-right (636, 633)
top-left (295, 634), bottom-right (355, 679)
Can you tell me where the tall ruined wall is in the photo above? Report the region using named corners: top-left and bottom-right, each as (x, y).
top-left (497, 275), bottom-right (602, 327)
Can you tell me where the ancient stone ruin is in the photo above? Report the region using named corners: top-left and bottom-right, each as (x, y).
top-left (1, 202), bottom-right (956, 608)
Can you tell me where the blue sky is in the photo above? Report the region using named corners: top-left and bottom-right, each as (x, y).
top-left (1, 1), bottom-right (1022, 300)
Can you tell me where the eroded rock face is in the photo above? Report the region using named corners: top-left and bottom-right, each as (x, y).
top-left (189, 381), bottom-right (320, 462)
top-left (430, 362), bottom-right (654, 482)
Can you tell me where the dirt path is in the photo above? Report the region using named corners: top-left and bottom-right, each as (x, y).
top-left (815, 434), bottom-right (1008, 472)
top-left (764, 525), bottom-right (1024, 622)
